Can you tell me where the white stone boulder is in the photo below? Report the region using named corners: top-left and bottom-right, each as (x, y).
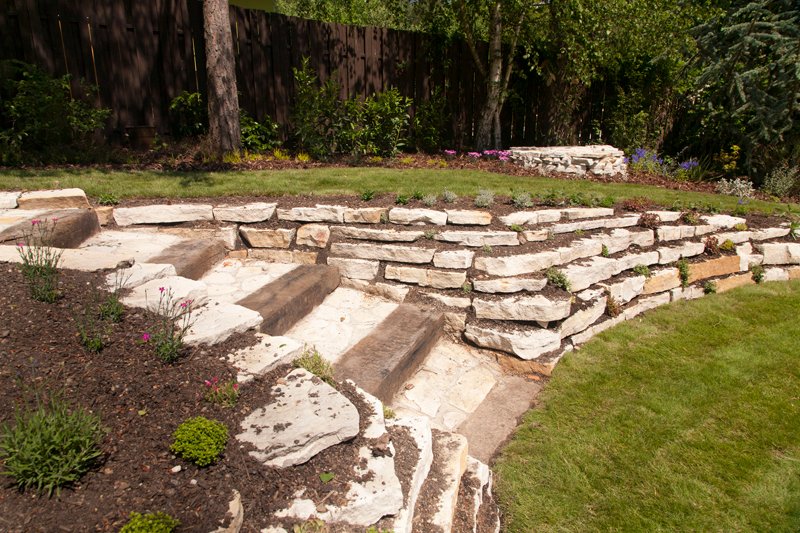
top-left (389, 208), bottom-right (447, 226)
top-left (472, 295), bottom-right (571, 322)
top-left (465, 324), bottom-right (561, 360)
top-left (277, 205), bottom-right (346, 223)
top-left (445, 210), bottom-right (492, 226)
top-left (330, 243), bottom-right (434, 263)
top-left (213, 202), bottom-right (276, 223)
top-left (113, 204), bottom-right (213, 226)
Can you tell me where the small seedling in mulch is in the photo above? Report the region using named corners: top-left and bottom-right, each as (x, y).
top-left (461, 282), bottom-right (472, 294)
top-left (422, 193), bottom-right (438, 206)
top-left (733, 222), bottom-right (748, 231)
top-left (203, 377), bottom-right (240, 408)
top-left (511, 191), bottom-right (532, 208)
top-left (681, 211), bottom-right (700, 225)
top-left (361, 190), bottom-right (375, 201)
top-left (606, 294), bottom-right (621, 317)
top-left (474, 189), bottom-right (494, 208)
top-left (382, 405), bottom-right (396, 419)
top-left (482, 244), bottom-right (493, 254)
top-left (509, 224), bottom-right (524, 233)
top-left (789, 221), bottom-right (799, 240)
top-left (411, 190), bottom-right (424, 201)
top-left (601, 244), bottom-right (610, 257)
top-left (442, 189), bottom-right (458, 203)
top-left (17, 218), bottom-right (63, 303)
top-left (97, 193), bottom-right (119, 206)
top-left (424, 230), bottom-right (438, 240)
top-left (704, 236), bottom-right (720, 256)
top-left (574, 229), bottom-right (585, 236)
top-left (395, 194), bottom-right (409, 205)
top-left (720, 239), bottom-right (736, 252)
top-left (170, 416), bottom-right (228, 467)
top-left (319, 472), bottom-right (335, 484)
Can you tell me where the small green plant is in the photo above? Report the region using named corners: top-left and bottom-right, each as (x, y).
top-left (75, 300), bottom-right (106, 354)
top-left (99, 270), bottom-right (127, 323)
top-left (606, 294), bottom-right (621, 317)
top-left (681, 211), bottom-right (700, 225)
top-left (203, 377), bottom-right (240, 408)
top-left (509, 224), bottom-right (524, 233)
top-left (677, 259), bottom-right (690, 288)
top-left (296, 152), bottom-right (311, 163)
top-left (546, 268), bottom-right (571, 292)
top-left (511, 191), bottom-right (533, 208)
top-left (762, 164), bottom-right (799, 198)
top-left (422, 193), bottom-right (438, 207)
top-left (704, 236), bottom-right (719, 256)
top-left (424, 230), bottom-right (438, 240)
top-left (601, 244), bottom-right (610, 257)
top-left (411, 190), bottom-right (424, 201)
top-left (703, 281), bottom-right (717, 294)
top-left (97, 193), bottom-right (119, 206)
top-left (319, 471), bottom-right (335, 483)
top-left (633, 264), bottom-right (651, 278)
top-left (239, 109), bottom-right (280, 153)
top-left (395, 194), bottom-right (409, 205)
top-left (474, 189), bottom-right (494, 208)
top-left (168, 91), bottom-right (206, 138)
top-left (574, 229), bottom-right (585, 237)
top-left (293, 520), bottom-right (328, 533)
top-left (382, 405), bottom-right (396, 419)
top-left (732, 203), bottom-right (749, 217)
top-left (733, 222), bottom-right (748, 231)
top-left (361, 190), bottom-right (375, 201)
top-left (120, 512), bottom-right (180, 533)
top-left (170, 416), bottom-right (228, 467)
top-left (638, 212), bottom-right (661, 229)
top-left (0, 393), bottom-right (104, 495)
top-left (750, 263), bottom-right (765, 283)
top-left (482, 244), bottom-right (493, 254)
top-left (442, 189), bottom-right (458, 203)
top-left (720, 239), bottom-right (736, 252)
top-left (598, 196), bottom-right (616, 208)
top-left (17, 218), bottom-right (63, 303)
top-left (142, 287), bottom-right (194, 363)
top-left (293, 348), bottom-right (336, 386)
top-left (461, 282), bottom-right (473, 294)
top-left (789, 221), bottom-right (799, 240)
top-left (272, 148), bottom-right (291, 161)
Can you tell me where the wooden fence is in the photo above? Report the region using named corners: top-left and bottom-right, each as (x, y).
top-left (0, 0), bottom-right (554, 148)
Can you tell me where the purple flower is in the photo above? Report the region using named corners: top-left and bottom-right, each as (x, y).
top-left (443, 149), bottom-right (456, 155)
top-left (467, 152), bottom-right (481, 158)
top-left (141, 332), bottom-right (151, 342)
top-left (679, 160), bottom-right (699, 170)
top-left (499, 156), bottom-right (510, 162)
top-left (159, 287), bottom-right (165, 293)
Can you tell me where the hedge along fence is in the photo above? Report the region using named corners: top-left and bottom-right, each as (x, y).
top-left (0, 0), bottom-right (514, 148)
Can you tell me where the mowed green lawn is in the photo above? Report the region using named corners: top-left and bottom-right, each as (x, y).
top-left (0, 167), bottom-right (797, 215)
top-left (495, 280), bottom-right (800, 532)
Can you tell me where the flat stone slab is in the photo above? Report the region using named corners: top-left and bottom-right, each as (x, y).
top-left (389, 208), bottom-right (447, 226)
top-left (499, 210), bottom-right (562, 226)
top-left (0, 192), bottom-right (20, 209)
top-left (344, 207), bottom-right (387, 224)
top-left (227, 334), bottom-right (304, 383)
top-left (472, 295), bottom-right (571, 322)
top-left (296, 224), bottom-right (330, 248)
top-left (113, 204), bottom-right (213, 226)
top-left (200, 259), bottom-right (297, 304)
top-left (237, 368), bottom-right (360, 468)
top-left (472, 276), bottom-right (547, 293)
top-left (412, 430), bottom-right (468, 533)
top-left (759, 243), bottom-right (800, 265)
top-left (107, 262), bottom-right (177, 290)
top-left (285, 287), bottom-right (398, 364)
top-left (121, 276), bottom-right (209, 311)
top-left (240, 227), bottom-right (295, 248)
top-left (332, 226), bottom-right (424, 242)
top-left (330, 242), bottom-right (435, 263)
top-left (326, 257), bottom-right (380, 280)
top-left (385, 265), bottom-right (466, 289)
top-left (434, 231), bottom-right (519, 247)
top-left (432, 250), bottom-right (474, 269)
top-left (277, 205), bottom-right (345, 223)
top-left (184, 301), bottom-right (263, 345)
top-left (213, 202), bottom-right (276, 223)
top-left (445, 210), bottom-right (492, 226)
top-left (385, 415), bottom-right (434, 533)
top-left (17, 188), bottom-right (89, 209)
top-left (465, 324), bottom-right (561, 360)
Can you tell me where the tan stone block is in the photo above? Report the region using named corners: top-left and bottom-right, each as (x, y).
top-left (789, 266), bottom-right (800, 280)
top-left (642, 268), bottom-right (680, 295)
top-left (687, 255), bottom-right (741, 283)
top-left (715, 273), bottom-right (754, 292)
top-left (296, 224), bottom-right (330, 248)
top-left (226, 249), bottom-right (248, 259)
top-left (93, 206), bottom-right (114, 226)
top-left (248, 249), bottom-right (317, 264)
top-left (240, 227), bottom-right (295, 248)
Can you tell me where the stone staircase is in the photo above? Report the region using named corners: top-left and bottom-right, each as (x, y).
top-left (2, 187), bottom-right (800, 532)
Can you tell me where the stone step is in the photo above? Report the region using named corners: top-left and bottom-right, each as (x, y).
top-left (120, 275), bottom-right (209, 311)
top-left (227, 333), bottom-right (303, 383)
top-left (235, 264), bottom-right (340, 335)
top-left (411, 429), bottom-right (469, 533)
top-left (0, 208), bottom-right (99, 249)
top-left (334, 304), bottom-right (444, 403)
top-left (183, 301), bottom-right (263, 346)
top-left (453, 457), bottom-right (501, 533)
top-left (149, 238), bottom-right (227, 280)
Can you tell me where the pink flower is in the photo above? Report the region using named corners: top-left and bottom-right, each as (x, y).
top-left (141, 332), bottom-right (151, 342)
top-left (443, 149), bottom-right (456, 155)
top-left (31, 219), bottom-right (41, 226)
top-left (233, 383), bottom-right (239, 390)
top-left (204, 379), bottom-right (212, 387)
top-left (51, 217), bottom-right (58, 222)
top-left (16, 242), bottom-right (24, 248)
top-left (159, 287), bottom-right (165, 293)
top-left (467, 152), bottom-right (481, 158)
top-left (180, 299), bottom-right (193, 309)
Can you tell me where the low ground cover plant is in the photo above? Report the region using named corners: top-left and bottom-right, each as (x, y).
top-left (170, 416), bottom-right (228, 467)
top-left (120, 512), bottom-right (180, 533)
top-left (293, 348), bottom-right (336, 386)
top-left (203, 377), bottom-right (240, 408)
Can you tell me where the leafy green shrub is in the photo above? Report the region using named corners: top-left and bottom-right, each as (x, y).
top-left (703, 281), bottom-right (717, 294)
top-left (292, 58), bottom-right (343, 159)
top-left (715, 177), bottom-right (755, 199)
top-left (442, 189), bottom-right (458, 203)
top-left (511, 191), bottom-right (532, 208)
top-left (546, 268), bottom-right (571, 292)
top-left (240, 109), bottom-right (280, 153)
top-left (750, 263), bottom-right (765, 283)
top-left (0, 60), bottom-right (109, 164)
top-left (0, 394), bottom-right (104, 495)
top-left (170, 416), bottom-right (228, 467)
top-left (361, 87), bottom-right (411, 156)
top-left (762, 164), bottom-right (799, 197)
top-left (293, 348), bottom-right (336, 386)
top-left (720, 239), bottom-right (736, 252)
top-left (412, 88), bottom-right (448, 153)
top-left (633, 264), bottom-right (651, 278)
top-left (120, 512), bottom-right (180, 533)
top-left (677, 259), bottom-right (690, 288)
top-left (98, 193), bottom-right (119, 206)
top-left (475, 189), bottom-right (494, 208)
top-left (168, 91), bottom-right (207, 139)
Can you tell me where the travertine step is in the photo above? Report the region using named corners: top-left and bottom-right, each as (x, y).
top-left (236, 264), bottom-right (340, 335)
top-left (411, 430), bottom-right (469, 533)
top-left (335, 304), bottom-right (444, 403)
top-left (150, 238), bottom-right (227, 280)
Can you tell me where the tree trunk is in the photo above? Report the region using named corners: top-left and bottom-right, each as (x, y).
top-left (203, 0), bottom-right (241, 155)
top-left (474, 2), bottom-right (504, 150)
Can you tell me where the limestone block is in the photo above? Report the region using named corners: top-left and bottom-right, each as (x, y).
top-left (560, 297), bottom-right (606, 338)
top-left (702, 214), bottom-right (746, 229)
top-left (764, 267), bottom-right (789, 282)
top-left (386, 416), bottom-right (434, 533)
top-left (344, 207), bottom-right (387, 224)
top-left (228, 334), bottom-right (304, 382)
top-left (327, 257), bottom-right (379, 280)
top-left (642, 268), bottom-right (680, 294)
top-left (296, 224), bottom-right (330, 248)
top-left (248, 249), bottom-right (318, 264)
top-left (239, 227), bottom-right (295, 248)
top-left (715, 231), bottom-right (753, 245)
top-left (751, 227), bottom-right (790, 241)
top-left (0, 191), bottom-right (20, 209)
top-left (184, 302), bottom-right (263, 345)
top-left (277, 205), bottom-right (345, 223)
top-left (93, 206), bottom-right (114, 226)
top-left (656, 226), bottom-right (683, 242)
top-left (389, 208), bottom-right (447, 226)
top-left (213, 202), bottom-right (276, 223)
top-left (561, 207), bottom-right (614, 220)
top-left (658, 242), bottom-right (706, 264)
top-left (614, 251), bottom-right (660, 274)
top-left (465, 324), bottom-right (561, 360)
top-left (433, 250), bottom-right (475, 269)
top-left (759, 243), bottom-right (800, 265)
top-left (716, 273), bottom-right (754, 292)
top-left (474, 251), bottom-right (560, 277)
top-left (499, 209), bottom-right (562, 226)
top-left (622, 292), bottom-right (670, 320)
top-left (562, 256), bottom-right (618, 291)
top-left (445, 209), bottom-right (492, 225)
top-left (595, 228), bottom-right (654, 254)
top-left (330, 242), bottom-right (434, 263)
top-left (790, 266), bottom-right (800, 280)
top-left (107, 262), bottom-right (177, 290)
top-left (422, 292), bottom-right (471, 309)
top-left (472, 277), bottom-right (547, 293)
top-left (600, 275), bottom-right (645, 304)
top-left (520, 229), bottom-right (550, 243)
top-left (236, 368), bottom-right (359, 468)
top-left (687, 255), bottom-right (741, 283)
top-left (444, 312), bottom-right (467, 335)
top-left (113, 204), bottom-right (213, 226)
top-left (647, 210), bottom-right (681, 222)
top-left (473, 295), bottom-right (571, 322)
top-left (121, 276), bottom-right (209, 310)
top-left (434, 230), bottom-right (519, 247)
top-left (339, 278), bottom-right (410, 302)
top-left (670, 286), bottom-right (704, 302)
top-left (18, 188), bottom-right (89, 209)
top-left (332, 226), bottom-right (423, 242)
top-left (384, 265), bottom-right (466, 289)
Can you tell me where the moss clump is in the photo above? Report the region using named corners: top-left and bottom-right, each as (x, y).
top-left (170, 416), bottom-right (228, 467)
top-left (119, 512), bottom-right (180, 533)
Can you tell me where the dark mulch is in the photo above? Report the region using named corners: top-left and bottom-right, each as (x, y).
top-left (0, 265), bottom-right (378, 532)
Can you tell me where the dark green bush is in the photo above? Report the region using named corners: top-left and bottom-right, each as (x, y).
top-left (0, 394), bottom-right (104, 495)
top-left (120, 511), bottom-right (180, 533)
top-left (0, 60), bottom-right (109, 164)
top-left (412, 87), bottom-right (448, 153)
top-left (168, 91), bottom-right (207, 139)
top-left (170, 416), bottom-right (228, 467)
top-left (360, 87), bottom-right (410, 156)
top-left (291, 57), bottom-right (345, 159)
top-left (240, 109), bottom-right (281, 152)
